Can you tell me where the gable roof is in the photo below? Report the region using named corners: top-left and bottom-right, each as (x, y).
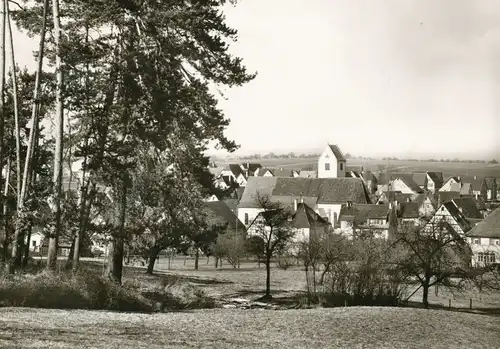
top-left (451, 197), bottom-right (483, 219)
top-left (339, 203), bottom-right (389, 225)
top-left (292, 203), bottom-right (330, 229)
top-left (468, 207), bottom-right (500, 238)
top-left (227, 164), bottom-right (243, 178)
top-left (427, 172), bottom-right (443, 188)
top-left (485, 177), bottom-right (497, 190)
top-left (442, 202), bottom-right (473, 233)
top-left (412, 172), bottom-right (427, 187)
top-left (204, 201), bottom-right (245, 231)
top-left (239, 177), bottom-right (370, 209)
top-left (327, 144), bottom-right (346, 161)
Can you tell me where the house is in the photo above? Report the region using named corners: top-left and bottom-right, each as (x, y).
top-left (439, 176), bottom-right (461, 192)
top-left (413, 193), bottom-right (437, 218)
top-left (412, 172), bottom-right (428, 191)
top-left (466, 207), bottom-right (500, 267)
top-left (389, 174), bottom-right (424, 195)
top-left (220, 164), bottom-right (243, 184)
top-left (485, 177), bottom-right (497, 201)
top-left (317, 144), bottom-right (346, 178)
top-left (376, 191), bottom-right (415, 205)
top-left (204, 194), bottom-right (219, 202)
top-left (269, 168), bottom-right (295, 178)
top-left (214, 176), bottom-right (232, 190)
top-left (235, 172), bottom-right (248, 187)
top-left (338, 203), bottom-right (390, 239)
top-left (204, 201), bottom-right (246, 235)
top-left (451, 197), bottom-right (484, 221)
top-left (237, 176), bottom-right (371, 228)
top-left (437, 191), bottom-right (462, 206)
top-left (428, 202), bottom-right (473, 238)
top-left (247, 201), bottom-right (330, 244)
top-left (240, 162), bottom-right (262, 177)
top-left (463, 176), bottom-right (488, 200)
top-left (28, 229), bottom-right (44, 253)
top-left (426, 172), bottom-right (443, 193)
top-left (394, 201), bottom-right (421, 226)
top-left (298, 170), bottom-right (317, 178)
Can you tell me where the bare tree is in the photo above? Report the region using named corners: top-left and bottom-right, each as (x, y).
top-left (214, 230), bottom-right (246, 268)
top-left (392, 218), bottom-right (473, 308)
top-left (248, 193), bottom-right (295, 299)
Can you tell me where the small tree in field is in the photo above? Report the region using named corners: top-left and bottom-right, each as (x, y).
top-left (214, 230), bottom-right (246, 268)
top-left (392, 218), bottom-right (473, 308)
top-left (297, 232), bottom-right (323, 296)
top-left (249, 193), bottom-right (295, 299)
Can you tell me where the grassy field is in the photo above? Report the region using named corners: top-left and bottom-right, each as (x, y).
top-left (1, 306), bottom-right (499, 348)
top-left (219, 157), bottom-right (500, 179)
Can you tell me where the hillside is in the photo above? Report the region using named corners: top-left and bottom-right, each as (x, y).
top-left (0, 307), bottom-right (498, 348)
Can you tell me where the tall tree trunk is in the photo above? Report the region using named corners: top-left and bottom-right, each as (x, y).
top-left (194, 248), bottom-right (199, 270)
top-left (2, 156), bottom-right (9, 262)
top-left (6, 2), bottom-right (22, 274)
top-left (47, 0), bottom-right (64, 271)
top-left (65, 237), bottom-right (75, 269)
top-left (0, 0), bottom-right (6, 250)
top-left (22, 224), bottom-right (32, 268)
top-left (422, 277), bottom-right (430, 309)
top-left (106, 183), bottom-right (127, 284)
top-left (19, 0), bottom-right (49, 205)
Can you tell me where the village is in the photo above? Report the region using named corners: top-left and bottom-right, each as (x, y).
top-left (206, 144), bottom-right (500, 268)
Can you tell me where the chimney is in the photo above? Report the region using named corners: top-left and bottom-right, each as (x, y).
top-left (293, 198), bottom-right (298, 212)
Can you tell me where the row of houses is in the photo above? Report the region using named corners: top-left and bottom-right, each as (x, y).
top-left (209, 144), bottom-right (500, 268)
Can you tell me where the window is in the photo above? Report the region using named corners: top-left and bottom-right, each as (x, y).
top-left (340, 163), bottom-right (343, 171)
top-left (496, 240), bottom-right (500, 246)
top-left (478, 252), bottom-right (496, 264)
top-left (325, 163), bottom-right (330, 171)
top-left (474, 239), bottom-right (480, 245)
top-left (244, 213), bottom-right (249, 225)
top-left (32, 240), bottom-right (36, 247)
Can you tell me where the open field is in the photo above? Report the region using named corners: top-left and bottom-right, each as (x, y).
top-left (218, 157), bottom-right (500, 179)
top-left (1, 306), bottom-right (499, 349)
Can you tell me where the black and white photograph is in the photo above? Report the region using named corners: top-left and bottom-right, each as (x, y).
top-left (0, 0), bottom-right (499, 348)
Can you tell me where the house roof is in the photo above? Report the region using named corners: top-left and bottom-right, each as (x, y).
top-left (328, 144), bottom-right (346, 161)
top-left (397, 202), bottom-right (420, 219)
top-left (427, 172), bottom-right (443, 188)
top-left (270, 168), bottom-right (294, 177)
top-left (485, 177), bottom-right (497, 190)
top-left (256, 168), bottom-right (273, 177)
top-left (438, 191), bottom-right (461, 204)
top-left (378, 191), bottom-right (414, 203)
top-left (442, 202), bottom-right (473, 233)
top-left (238, 177), bottom-right (370, 209)
top-left (346, 171), bottom-right (362, 179)
top-left (339, 203), bottom-right (390, 225)
top-left (204, 201), bottom-right (245, 231)
top-left (412, 172), bottom-right (427, 187)
top-left (227, 164), bottom-right (243, 178)
top-left (451, 197), bottom-right (483, 219)
top-left (460, 183), bottom-right (471, 195)
top-left (223, 198), bottom-right (238, 213)
top-left (468, 207), bottom-right (500, 238)
top-left (291, 203), bottom-right (330, 229)
top-left (413, 193), bottom-right (437, 208)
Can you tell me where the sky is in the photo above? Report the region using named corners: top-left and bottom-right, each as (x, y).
top-left (9, 0), bottom-right (500, 159)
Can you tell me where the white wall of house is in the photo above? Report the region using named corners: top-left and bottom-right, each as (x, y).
top-left (238, 207), bottom-right (264, 227)
top-left (318, 146), bottom-right (345, 178)
top-left (236, 174), bottom-right (247, 187)
top-left (391, 179), bottom-right (415, 194)
top-left (316, 203), bottom-right (342, 227)
top-left (419, 198), bottom-right (436, 217)
top-left (427, 205), bottom-right (468, 237)
top-left (426, 175), bottom-right (436, 192)
top-left (262, 171), bottom-right (273, 177)
top-left (467, 237), bottom-right (500, 267)
top-left (439, 178), bottom-right (459, 192)
top-left (28, 232), bottom-right (44, 252)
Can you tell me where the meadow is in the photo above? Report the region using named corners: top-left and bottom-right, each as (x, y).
top-left (219, 157), bottom-right (500, 180)
top-left (1, 257), bottom-right (500, 348)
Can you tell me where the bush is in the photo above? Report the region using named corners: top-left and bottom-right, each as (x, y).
top-left (0, 270), bottom-right (153, 312)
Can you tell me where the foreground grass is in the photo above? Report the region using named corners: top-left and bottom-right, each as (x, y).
top-left (0, 307), bottom-right (498, 348)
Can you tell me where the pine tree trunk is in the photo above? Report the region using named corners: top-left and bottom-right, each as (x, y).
top-left (47, 0), bottom-right (64, 271)
top-left (6, 1), bottom-right (22, 274)
top-left (0, 0), bottom-right (6, 247)
top-left (106, 183), bottom-right (127, 284)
